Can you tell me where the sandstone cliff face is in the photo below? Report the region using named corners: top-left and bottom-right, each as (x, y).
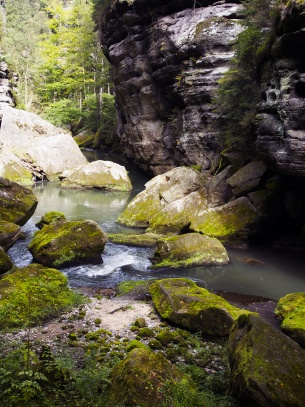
top-left (101, 0), bottom-right (243, 175)
top-left (256, 2), bottom-right (305, 179)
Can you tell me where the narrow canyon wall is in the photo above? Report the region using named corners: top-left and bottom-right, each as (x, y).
top-left (101, 0), bottom-right (243, 175)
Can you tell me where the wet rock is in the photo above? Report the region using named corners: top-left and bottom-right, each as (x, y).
top-left (35, 212), bottom-right (66, 229)
top-left (0, 247), bottom-right (13, 274)
top-left (28, 220), bottom-right (108, 268)
top-left (108, 232), bottom-right (164, 247)
top-left (0, 220), bottom-right (21, 251)
top-left (109, 347), bottom-right (196, 406)
top-left (228, 313), bottom-right (305, 407)
top-left (59, 160), bottom-right (132, 191)
top-left (150, 278), bottom-right (251, 335)
top-left (151, 233), bottom-right (229, 268)
top-left (0, 177), bottom-right (38, 226)
top-left (275, 292), bottom-right (305, 347)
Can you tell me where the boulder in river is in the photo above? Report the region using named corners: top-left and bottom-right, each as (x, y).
top-left (117, 167), bottom-right (209, 230)
top-left (151, 233), bottom-right (229, 268)
top-left (0, 177), bottom-right (38, 226)
top-left (28, 220), bottom-right (108, 268)
top-left (228, 313), bottom-right (305, 407)
top-left (0, 220), bottom-right (21, 251)
top-left (109, 347), bottom-right (196, 407)
top-left (59, 160), bottom-right (132, 191)
top-left (275, 292), bottom-right (305, 347)
top-left (108, 232), bottom-right (164, 247)
top-left (150, 278), bottom-right (251, 336)
top-left (35, 211), bottom-right (66, 229)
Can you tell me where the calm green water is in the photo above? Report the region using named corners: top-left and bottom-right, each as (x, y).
top-left (8, 151), bottom-right (305, 300)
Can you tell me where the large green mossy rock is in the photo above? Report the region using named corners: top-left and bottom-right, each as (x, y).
top-left (0, 247), bottom-right (13, 274)
top-left (0, 177), bottom-right (38, 226)
top-left (0, 220), bottom-right (21, 251)
top-left (35, 211), bottom-right (66, 229)
top-left (151, 233), bottom-right (229, 268)
top-left (275, 292), bottom-right (305, 346)
top-left (228, 314), bottom-right (305, 407)
top-left (28, 220), bottom-right (108, 268)
top-left (0, 263), bottom-right (82, 329)
top-left (150, 278), bottom-right (251, 335)
top-left (109, 347), bottom-right (196, 407)
top-left (117, 167), bottom-right (208, 230)
top-left (190, 196), bottom-right (258, 244)
top-left (60, 160), bottom-right (132, 191)
top-left (73, 131), bottom-right (95, 148)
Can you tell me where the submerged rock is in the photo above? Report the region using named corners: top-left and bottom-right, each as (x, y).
top-left (28, 220), bottom-right (108, 268)
top-left (35, 211), bottom-right (66, 229)
top-left (151, 233), bottom-right (229, 268)
top-left (109, 347), bottom-right (196, 407)
top-left (275, 292), bottom-right (305, 347)
top-left (59, 160), bottom-right (132, 191)
top-left (150, 278), bottom-right (251, 336)
top-left (0, 177), bottom-right (38, 226)
top-left (0, 220), bottom-right (21, 251)
top-left (228, 313), bottom-right (305, 407)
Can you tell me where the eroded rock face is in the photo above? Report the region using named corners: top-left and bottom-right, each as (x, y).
top-left (256, 2), bottom-right (305, 179)
top-left (101, 0), bottom-right (243, 175)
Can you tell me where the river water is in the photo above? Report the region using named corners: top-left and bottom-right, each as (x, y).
top-left (8, 151), bottom-right (305, 301)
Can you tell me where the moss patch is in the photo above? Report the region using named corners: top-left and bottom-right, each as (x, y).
top-left (108, 232), bottom-right (164, 247)
top-left (35, 211), bottom-right (66, 229)
top-left (0, 263), bottom-right (83, 329)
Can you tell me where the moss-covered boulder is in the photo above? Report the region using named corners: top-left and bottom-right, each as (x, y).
top-left (117, 167), bottom-right (209, 230)
top-left (0, 263), bottom-right (82, 329)
top-left (109, 347), bottom-right (196, 406)
top-left (151, 233), bottom-right (229, 268)
top-left (0, 177), bottom-right (38, 225)
top-left (73, 130), bottom-right (95, 148)
top-left (275, 292), bottom-right (305, 346)
top-left (108, 232), bottom-right (165, 247)
top-left (35, 211), bottom-right (66, 229)
top-left (150, 278), bottom-right (251, 335)
top-left (60, 160), bottom-right (132, 191)
top-left (0, 247), bottom-right (13, 274)
top-left (0, 150), bottom-right (33, 186)
top-left (0, 220), bottom-right (21, 251)
top-left (228, 314), bottom-right (305, 407)
top-left (190, 196), bottom-right (259, 244)
top-left (28, 220), bottom-right (108, 267)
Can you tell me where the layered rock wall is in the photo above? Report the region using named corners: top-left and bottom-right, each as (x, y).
top-left (101, 0), bottom-right (243, 175)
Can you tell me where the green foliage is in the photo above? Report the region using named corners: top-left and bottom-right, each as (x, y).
top-left (215, 0), bottom-right (279, 153)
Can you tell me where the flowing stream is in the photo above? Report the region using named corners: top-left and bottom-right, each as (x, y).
top-left (8, 151), bottom-right (305, 301)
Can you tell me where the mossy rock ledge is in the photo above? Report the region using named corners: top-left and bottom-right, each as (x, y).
top-left (0, 220), bottom-right (22, 251)
top-left (151, 233), bottom-right (229, 267)
top-left (108, 232), bottom-right (165, 247)
top-left (228, 313), bottom-right (305, 407)
top-left (275, 292), bottom-right (305, 346)
top-left (109, 347), bottom-right (196, 407)
top-left (0, 247), bottom-right (13, 274)
top-left (0, 177), bottom-right (38, 226)
top-left (35, 211), bottom-right (66, 229)
top-left (150, 278), bottom-right (251, 336)
top-left (28, 219), bottom-right (108, 268)
top-left (59, 160), bottom-right (132, 191)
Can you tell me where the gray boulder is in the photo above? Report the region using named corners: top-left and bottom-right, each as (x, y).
top-left (229, 313), bottom-right (305, 407)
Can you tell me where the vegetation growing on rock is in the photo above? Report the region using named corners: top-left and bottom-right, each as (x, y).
top-left (150, 278), bottom-right (252, 336)
top-left (151, 233), bottom-right (229, 268)
top-left (35, 211), bottom-right (66, 229)
top-left (28, 220), bottom-right (108, 268)
top-left (0, 247), bottom-right (13, 274)
top-left (0, 220), bottom-right (21, 251)
top-left (108, 232), bottom-right (164, 247)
